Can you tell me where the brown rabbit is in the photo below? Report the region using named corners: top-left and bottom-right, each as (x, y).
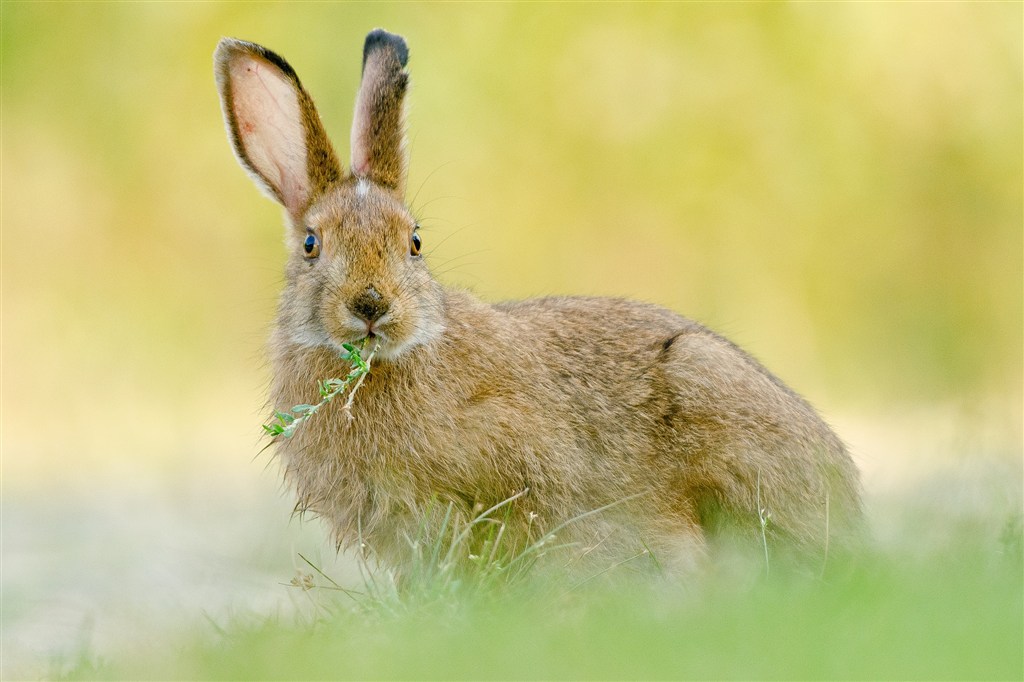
top-left (215, 29), bottom-right (861, 577)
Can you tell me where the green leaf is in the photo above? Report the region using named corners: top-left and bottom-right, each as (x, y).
top-left (260, 339), bottom-right (377, 438)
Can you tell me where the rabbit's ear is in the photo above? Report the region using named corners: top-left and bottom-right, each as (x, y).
top-left (215, 38), bottom-right (342, 216)
top-left (350, 29), bottom-right (410, 197)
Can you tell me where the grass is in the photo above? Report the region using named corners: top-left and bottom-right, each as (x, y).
top-left (61, 484), bottom-right (1023, 681)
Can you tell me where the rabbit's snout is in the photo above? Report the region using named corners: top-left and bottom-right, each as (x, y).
top-left (349, 285), bottom-right (389, 325)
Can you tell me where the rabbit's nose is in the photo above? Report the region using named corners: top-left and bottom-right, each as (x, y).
top-left (349, 285), bottom-right (389, 324)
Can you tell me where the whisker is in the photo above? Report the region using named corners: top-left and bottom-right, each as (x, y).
top-left (408, 161), bottom-right (455, 210)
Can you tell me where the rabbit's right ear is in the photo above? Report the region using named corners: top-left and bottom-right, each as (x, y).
top-left (215, 38), bottom-right (342, 217)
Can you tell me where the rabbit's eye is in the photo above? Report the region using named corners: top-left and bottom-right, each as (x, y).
top-left (410, 230), bottom-right (422, 257)
top-left (303, 233), bottom-right (321, 259)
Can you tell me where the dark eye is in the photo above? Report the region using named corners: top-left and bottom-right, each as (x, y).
top-left (410, 230), bottom-right (422, 257)
top-left (303, 233), bottom-right (320, 259)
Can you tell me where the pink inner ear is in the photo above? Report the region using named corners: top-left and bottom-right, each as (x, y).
top-left (351, 155), bottom-right (370, 177)
top-left (229, 55), bottom-right (309, 213)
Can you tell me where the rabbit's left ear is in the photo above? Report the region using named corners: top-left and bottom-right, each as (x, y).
top-left (215, 38), bottom-right (342, 217)
top-left (350, 29), bottom-right (410, 197)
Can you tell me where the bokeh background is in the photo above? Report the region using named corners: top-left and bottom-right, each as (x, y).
top-left (3, 2), bottom-right (1021, 675)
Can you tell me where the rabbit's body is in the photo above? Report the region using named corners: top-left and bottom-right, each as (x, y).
top-left (216, 30), bottom-right (861, 576)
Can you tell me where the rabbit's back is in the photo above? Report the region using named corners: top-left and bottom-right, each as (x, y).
top-left (497, 295), bottom-right (861, 555)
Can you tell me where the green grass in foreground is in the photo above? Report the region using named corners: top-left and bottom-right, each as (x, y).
top-left (65, 498), bottom-right (1023, 681)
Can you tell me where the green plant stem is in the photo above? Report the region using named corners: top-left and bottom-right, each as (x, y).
top-left (262, 338), bottom-right (380, 438)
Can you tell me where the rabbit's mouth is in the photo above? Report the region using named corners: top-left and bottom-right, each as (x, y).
top-left (319, 301), bottom-right (446, 362)
top-left (358, 329), bottom-right (383, 348)
top-left (327, 315), bottom-right (402, 361)
top-left (333, 332), bottom-right (407, 363)
top-left (343, 327), bottom-right (388, 348)
top-left (332, 324), bottom-right (436, 363)
top-left (354, 313), bottom-right (392, 346)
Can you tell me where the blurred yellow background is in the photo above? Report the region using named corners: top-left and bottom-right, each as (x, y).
top-left (4, 2), bottom-right (1021, 488)
top-left (3, 2), bottom-right (1021, 539)
top-left (3, 3), bottom-right (1021, 673)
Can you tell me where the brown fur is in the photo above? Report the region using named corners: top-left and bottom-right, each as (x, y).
top-left (215, 30), bottom-right (862, 576)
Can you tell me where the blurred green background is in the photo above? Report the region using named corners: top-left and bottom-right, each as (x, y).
top-left (2, 2), bottom-right (1021, 676)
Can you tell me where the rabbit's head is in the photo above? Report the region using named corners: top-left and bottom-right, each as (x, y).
top-left (215, 30), bottom-right (443, 360)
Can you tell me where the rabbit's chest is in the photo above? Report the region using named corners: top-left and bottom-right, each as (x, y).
top-left (328, 378), bottom-right (554, 490)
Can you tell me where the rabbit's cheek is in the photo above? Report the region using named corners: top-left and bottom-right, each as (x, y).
top-left (279, 306), bottom-right (332, 350)
top-left (388, 295), bottom-right (445, 357)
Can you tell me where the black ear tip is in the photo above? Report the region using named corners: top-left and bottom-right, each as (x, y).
top-left (363, 28), bottom-right (409, 68)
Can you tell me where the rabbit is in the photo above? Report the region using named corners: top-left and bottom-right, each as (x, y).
top-left (214, 29), bottom-right (862, 578)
